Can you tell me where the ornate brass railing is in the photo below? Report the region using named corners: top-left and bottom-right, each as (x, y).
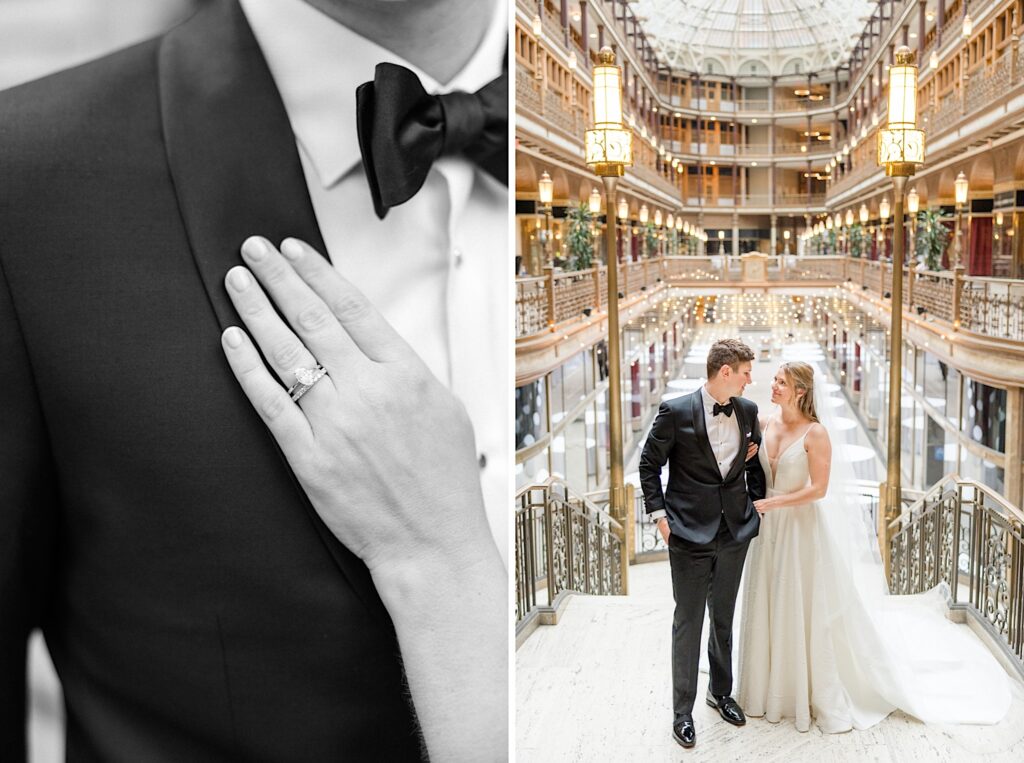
top-left (516, 259), bottom-right (665, 339)
top-left (515, 479), bottom-right (625, 638)
top-left (517, 256), bottom-right (1024, 343)
top-left (889, 475), bottom-right (1024, 674)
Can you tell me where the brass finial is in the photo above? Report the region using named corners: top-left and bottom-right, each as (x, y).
top-left (599, 46), bottom-right (615, 65)
top-left (894, 46), bottom-right (915, 66)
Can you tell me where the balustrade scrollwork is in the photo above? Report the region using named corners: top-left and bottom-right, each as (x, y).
top-left (515, 479), bottom-right (625, 633)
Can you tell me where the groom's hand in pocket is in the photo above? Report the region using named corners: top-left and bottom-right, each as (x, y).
top-left (656, 517), bottom-right (670, 544)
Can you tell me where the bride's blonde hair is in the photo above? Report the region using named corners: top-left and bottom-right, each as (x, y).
top-left (780, 361), bottom-right (819, 423)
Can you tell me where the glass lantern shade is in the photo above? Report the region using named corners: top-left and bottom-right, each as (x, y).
top-left (877, 47), bottom-right (925, 175)
top-left (955, 171), bottom-right (969, 205)
top-left (639, 204), bottom-right (649, 224)
top-left (683, 220), bottom-right (690, 234)
top-left (879, 197), bottom-right (891, 221)
top-left (845, 209), bottom-right (854, 226)
top-left (617, 198), bottom-right (628, 220)
top-left (654, 209), bottom-right (662, 227)
top-left (585, 48), bottom-right (632, 176)
top-left (859, 204), bottom-right (869, 224)
top-left (675, 217), bottom-right (682, 231)
top-left (588, 188), bottom-right (602, 215)
top-left (826, 216), bottom-right (833, 230)
top-left (538, 171), bottom-right (553, 206)
top-left (907, 187), bottom-right (920, 215)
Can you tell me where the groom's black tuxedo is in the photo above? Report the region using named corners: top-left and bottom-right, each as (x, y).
top-left (0, 1), bottom-right (422, 759)
top-left (639, 388), bottom-right (766, 722)
top-left (639, 390), bottom-right (766, 541)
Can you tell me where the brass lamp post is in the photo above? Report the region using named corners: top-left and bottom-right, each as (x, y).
top-left (639, 204), bottom-right (649, 258)
top-left (876, 45), bottom-right (926, 577)
top-left (954, 171), bottom-right (969, 270)
top-left (907, 186), bottom-right (920, 266)
top-left (589, 187), bottom-right (602, 261)
top-left (585, 46), bottom-right (633, 590)
top-left (879, 197), bottom-right (891, 258)
top-left (538, 170), bottom-right (554, 266)
top-left (617, 197), bottom-right (629, 262)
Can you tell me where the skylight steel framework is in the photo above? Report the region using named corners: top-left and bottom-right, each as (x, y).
top-left (634, 0), bottom-right (878, 77)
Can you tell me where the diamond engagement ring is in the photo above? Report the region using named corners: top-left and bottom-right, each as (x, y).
top-left (287, 364), bottom-right (328, 402)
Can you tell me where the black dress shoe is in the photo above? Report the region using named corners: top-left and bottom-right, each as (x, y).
top-left (672, 716), bottom-right (696, 748)
top-left (706, 692), bottom-right (746, 726)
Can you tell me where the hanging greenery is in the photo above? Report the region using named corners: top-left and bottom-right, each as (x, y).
top-left (564, 202), bottom-right (595, 271)
top-left (848, 223), bottom-right (865, 258)
top-left (644, 222), bottom-right (659, 257)
top-left (914, 210), bottom-right (951, 271)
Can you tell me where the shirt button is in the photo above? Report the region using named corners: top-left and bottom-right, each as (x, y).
top-left (453, 248), bottom-right (463, 267)
top-left (478, 453), bottom-right (487, 469)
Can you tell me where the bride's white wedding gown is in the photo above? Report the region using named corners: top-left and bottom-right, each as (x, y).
top-left (737, 421), bottom-right (1012, 733)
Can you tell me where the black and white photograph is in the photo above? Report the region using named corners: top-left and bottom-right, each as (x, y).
top-left (1, 0), bottom-right (508, 760)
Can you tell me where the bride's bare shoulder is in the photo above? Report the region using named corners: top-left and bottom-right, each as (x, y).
top-left (805, 421), bottom-right (831, 449)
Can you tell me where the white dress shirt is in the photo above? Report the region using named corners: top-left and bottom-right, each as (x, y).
top-left (238, 0), bottom-right (509, 565)
top-left (649, 386), bottom-right (742, 523)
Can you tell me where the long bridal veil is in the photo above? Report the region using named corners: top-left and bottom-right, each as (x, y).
top-left (809, 371), bottom-right (1011, 727)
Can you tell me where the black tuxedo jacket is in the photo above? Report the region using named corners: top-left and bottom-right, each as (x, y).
top-left (639, 391), bottom-right (767, 544)
top-left (0, 1), bottom-right (422, 759)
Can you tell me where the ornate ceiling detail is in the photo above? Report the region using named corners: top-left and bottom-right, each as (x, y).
top-left (633, 0), bottom-right (877, 77)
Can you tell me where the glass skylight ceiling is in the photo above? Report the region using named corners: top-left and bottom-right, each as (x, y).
top-left (633, 0), bottom-right (878, 77)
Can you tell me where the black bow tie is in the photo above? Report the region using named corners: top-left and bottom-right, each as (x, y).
top-left (355, 62), bottom-right (507, 219)
top-left (712, 402), bottom-right (734, 417)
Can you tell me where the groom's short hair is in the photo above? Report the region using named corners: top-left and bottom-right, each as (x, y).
top-left (707, 338), bottom-right (755, 379)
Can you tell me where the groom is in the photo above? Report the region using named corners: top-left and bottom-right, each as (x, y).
top-left (639, 338), bottom-right (766, 749)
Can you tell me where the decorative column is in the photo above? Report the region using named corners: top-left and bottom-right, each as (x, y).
top-left (1006, 388), bottom-right (1023, 510)
top-left (770, 214), bottom-right (778, 257)
top-left (732, 211), bottom-right (740, 257)
top-left (580, 2), bottom-right (589, 65)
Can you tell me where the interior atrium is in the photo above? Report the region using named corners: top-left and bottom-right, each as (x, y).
top-left (515, 0), bottom-right (1024, 757)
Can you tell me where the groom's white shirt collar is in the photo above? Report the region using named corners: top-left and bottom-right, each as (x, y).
top-left (239, 0), bottom-right (506, 217)
top-left (701, 385), bottom-right (732, 411)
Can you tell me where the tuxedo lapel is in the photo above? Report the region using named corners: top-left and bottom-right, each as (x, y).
top-left (157, 0), bottom-right (382, 617)
top-left (689, 391), bottom-right (719, 473)
top-left (724, 397), bottom-right (750, 482)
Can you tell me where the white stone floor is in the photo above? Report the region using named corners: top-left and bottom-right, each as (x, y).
top-left (515, 561), bottom-right (1024, 762)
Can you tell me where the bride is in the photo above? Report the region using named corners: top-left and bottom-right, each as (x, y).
top-left (737, 361), bottom-right (1011, 733)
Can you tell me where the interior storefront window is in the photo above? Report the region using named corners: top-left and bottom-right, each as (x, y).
top-left (962, 377), bottom-right (1007, 453)
top-left (515, 379), bottom-right (548, 452)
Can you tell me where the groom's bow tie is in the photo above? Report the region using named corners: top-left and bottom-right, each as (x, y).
top-left (355, 63), bottom-right (508, 219)
top-left (712, 402), bottom-right (734, 417)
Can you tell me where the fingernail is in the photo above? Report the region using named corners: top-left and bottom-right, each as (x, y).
top-left (242, 236), bottom-right (269, 261)
top-left (224, 327), bottom-right (244, 348)
top-left (228, 267), bottom-right (251, 291)
top-left (281, 238), bottom-right (302, 260)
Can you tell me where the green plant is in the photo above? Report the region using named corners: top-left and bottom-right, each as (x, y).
top-left (644, 222), bottom-right (659, 257)
top-left (565, 202), bottom-right (595, 270)
top-left (848, 223), bottom-right (865, 258)
top-left (827, 229), bottom-right (837, 255)
top-left (914, 210), bottom-right (951, 271)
